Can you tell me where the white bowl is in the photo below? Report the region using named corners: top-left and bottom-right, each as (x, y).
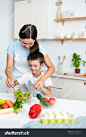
top-left (65, 34), bottom-right (71, 38)
top-left (59, 32), bottom-right (65, 39)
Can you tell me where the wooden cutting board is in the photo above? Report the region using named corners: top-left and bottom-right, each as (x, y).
top-left (75, 75), bottom-right (86, 78)
top-left (0, 108), bottom-right (22, 115)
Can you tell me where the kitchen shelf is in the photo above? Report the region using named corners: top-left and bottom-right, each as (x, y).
top-left (54, 17), bottom-right (86, 25)
top-left (53, 38), bottom-right (86, 44)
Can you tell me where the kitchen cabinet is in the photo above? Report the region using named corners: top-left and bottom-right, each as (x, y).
top-left (51, 88), bottom-right (58, 98)
top-left (63, 78), bottom-right (84, 101)
top-left (83, 82), bottom-right (86, 101)
top-left (14, 0), bottom-right (49, 39)
top-left (50, 76), bottom-right (63, 98)
top-left (51, 76), bottom-right (86, 101)
top-left (14, 1), bottom-right (28, 39)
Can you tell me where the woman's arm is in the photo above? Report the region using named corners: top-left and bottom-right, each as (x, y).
top-left (42, 54), bottom-right (55, 81)
top-left (34, 54), bottom-right (55, 90)
top-left (5, 54), bottom-right (14, 76)
top-left (5, 54), bottom-right (14, 88)
top-left (41, 86), bottom-right (51, 96)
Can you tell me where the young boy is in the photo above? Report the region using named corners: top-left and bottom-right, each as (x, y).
top-left (14, 51), bottom-right (53, 97)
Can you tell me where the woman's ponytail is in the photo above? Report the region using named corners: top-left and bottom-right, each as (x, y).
top-left (29, 40), bottom-right (39, 55)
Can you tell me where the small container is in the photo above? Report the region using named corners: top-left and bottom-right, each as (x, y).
top-left (70, 10), bottom-right (74, 18)
top-left (63, 10), bottom-right (70, 18)
top-left (58, 64), bottom-right (63, 72)
top-left (75, 69), bottom-right (80, 74)
top-left (56, 5), bottom-right (62, 19)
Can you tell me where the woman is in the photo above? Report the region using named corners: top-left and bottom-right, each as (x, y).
top-left (5, 24), bottom-right (55, 93)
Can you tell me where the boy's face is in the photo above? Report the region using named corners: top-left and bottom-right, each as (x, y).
top-left (29, 60), bottom-right (44, 74)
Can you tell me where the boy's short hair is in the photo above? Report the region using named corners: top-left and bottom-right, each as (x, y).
top-left (27, 50), bottom-right (44, 65)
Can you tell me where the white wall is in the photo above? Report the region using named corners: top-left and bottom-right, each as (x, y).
top-left (0, 0), bottom-right (23, 92)
top-left (38, 0), bottom-right (86, 73)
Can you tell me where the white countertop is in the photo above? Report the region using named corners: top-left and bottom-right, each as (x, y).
top-left (42, 70), bottom-right (86, 80)
top-left (0, 93), bottom-right (86, 128)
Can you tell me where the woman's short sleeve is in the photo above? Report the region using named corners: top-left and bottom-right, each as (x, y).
top-left (39, 43), bottom-right (47, 55)
top-left (6, 42), bottom-right (14, 56)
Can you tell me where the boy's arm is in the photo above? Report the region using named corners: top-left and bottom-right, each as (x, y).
top-left (41, 86), bottom-right (51, 96)
top-left (14, 80), bottom-right (19, 86)
top-left (14, 73), bottom-right (27, 86)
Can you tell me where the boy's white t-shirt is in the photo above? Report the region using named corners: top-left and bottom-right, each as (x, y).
top-left (17, 71), bottom-right (53, 88)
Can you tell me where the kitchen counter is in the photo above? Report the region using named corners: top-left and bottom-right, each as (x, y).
top-left (52, 73), bottom-right (86, 81)
top-left (43, 70), bottom-right (86, 80)
top-left (49, 71), bottom-right (86, 81)
top-left (0, 93), bottom-right (86, 128)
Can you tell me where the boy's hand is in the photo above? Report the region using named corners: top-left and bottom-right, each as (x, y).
top-left (6, 75), bottom-right (14, 88)
top-left (34, 78), bottom-right (44, 90)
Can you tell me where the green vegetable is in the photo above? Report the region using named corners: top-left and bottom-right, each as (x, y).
top-left (14, 89), bottom-right (31, 103)
top-left (37, 94), bottom-right (50, 107)
top-left (24, 91), bottom-right (31, 97)
top-left (14, 89), bottom-right (24, 97)
top-left (0, 99), bottom-right (6, 106)
top-left (21, 97), bottom-right (28, 103)
top-left (13, 98), bottom-right (23, 114)
top-left (0, 107), bottom-right (1, 109)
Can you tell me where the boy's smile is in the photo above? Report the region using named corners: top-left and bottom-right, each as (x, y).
top-left (29, 60), bottom-right (44, 77)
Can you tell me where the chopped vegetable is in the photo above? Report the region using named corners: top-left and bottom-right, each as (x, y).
top-left (24, 91), bottom-right (31, 97)
top-left (15, 89), bottom-right (24, 97)
top-left (14, 89), bottom-right (31, 103)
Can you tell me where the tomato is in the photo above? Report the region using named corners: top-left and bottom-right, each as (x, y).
top-left (48, 98), bottom-right (55, 106)
top-left (43, 98), bottom-right (48, 102)
top-left (40, 102), bottom-right (44, 106)
top-left (20, 97), bottom-right (23, 100)
top-left (1, 103), bottom-right (9, 109)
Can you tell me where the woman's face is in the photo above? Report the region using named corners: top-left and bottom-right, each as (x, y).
top-left (20, 37), bottom-right (35, 50)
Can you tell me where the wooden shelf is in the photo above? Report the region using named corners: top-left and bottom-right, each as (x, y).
top-left (54, 17), bottom-right (86, 25)
top-left (53, 38), bottom-right (86, 44)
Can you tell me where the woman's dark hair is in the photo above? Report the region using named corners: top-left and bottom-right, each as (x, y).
top-left (19, 24), bottom-right (39, 55)
top-left (27, 51), bottom-right (44, 65)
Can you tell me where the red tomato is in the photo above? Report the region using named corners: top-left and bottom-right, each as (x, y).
top-left (48, 98), bottom-right (55, 106)
top-left (40, 102), bottom-right (44, 106)
top-left (43, 98), bottom-right (48, 102)
top-left (1, 103), bottom-right (9, 109)
top-left (20, 97), bottom-right (23, 100)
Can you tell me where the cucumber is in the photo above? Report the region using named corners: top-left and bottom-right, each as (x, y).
top-left (37, 94), bottom-right (50, 107)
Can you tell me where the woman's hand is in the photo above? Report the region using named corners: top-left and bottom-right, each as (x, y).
top-left (34, 77), bottom-right (44, 90)
top-left (6, 75), bottom-right (14, 88)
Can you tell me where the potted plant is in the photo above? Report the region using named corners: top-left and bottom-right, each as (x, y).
top-left (72, 53), bottom-right (86, 74)
top-left (72, 53), bottom-right (81, 73)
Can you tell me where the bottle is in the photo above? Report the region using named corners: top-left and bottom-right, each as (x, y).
top-left (56, 5), bottom-right (62, 19)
